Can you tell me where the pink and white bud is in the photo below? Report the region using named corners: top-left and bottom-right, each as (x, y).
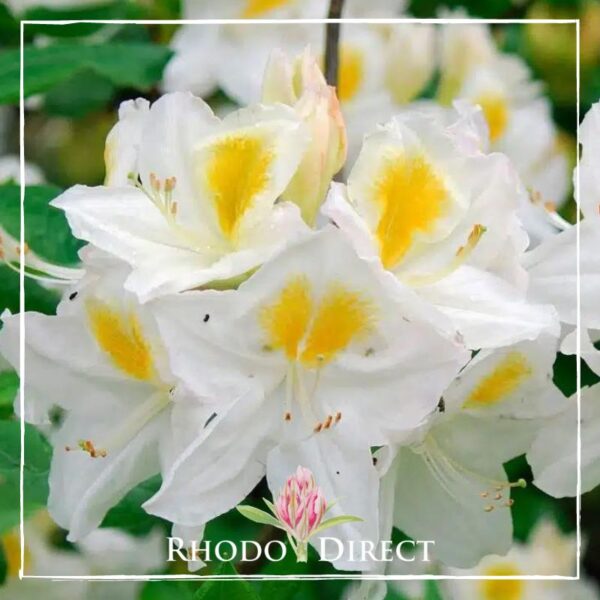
top-left (275, 466), bottom-right (327, 542)
top-left (261, 48), bottom-right (347, 226)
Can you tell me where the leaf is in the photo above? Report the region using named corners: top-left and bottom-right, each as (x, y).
top-left (0, 265), bottom-right (60, 316)
top-left (0, 539), bottom-right (6, 585)
top-left (44, 69), bottom-right (116, 118)
top-left (140, 580), bottom-right (198, 600)
top-left (0, 184), bottom-right (83, 266)
top-left (101, 474), bottom-right (168, 535)
top-left (424, 580), bottom-right (444, 600)
top-left (195, 562), bottom-right (261, 600)
top-left (0, 420), bottom-right (52, 534)
top-left (0, 41), bottom-right (172, 105)
top-left (310, 515), bottom-right (363, 537)
top-left (0, 370), bottom-right (18, 414)
top-left (236, 505), bottom-right (283, 530)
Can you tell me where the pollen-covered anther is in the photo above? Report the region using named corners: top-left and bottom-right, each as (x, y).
top-left (284, 411), bottom-right (292, 421)
top-left (164, 176), bottom-right (177, 193)
top-left (480, 491), bottom-right (489, 498)
top-left (544, 201), bottom-right (557, 213)
top-left (484, 505), bottom-right (495, 512)
top-left (335, 411), bottom-right (342, 423)
top-left (65, 439), bottom-right (107, 458)
top-left (456, 223), bottom-right (487, 258)
top-left (504, 499), bottom-right (515, 507)
top-left (494, 492), bottom-right (503, 500)
top-left (322, 415), bottom-right (333, 430)
top-left (149, 172), bottom-right (161, 192)
top-left (314, 422), bottom-right (323, 433)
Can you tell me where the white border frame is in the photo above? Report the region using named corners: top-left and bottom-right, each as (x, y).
top-left (18, 16), bottom-right (582, 583)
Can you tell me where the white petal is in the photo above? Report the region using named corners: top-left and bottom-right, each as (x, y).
top-left (49, 410), bottom-right (167, 541)
top-left (529, 386), bottom-right (600, 497)
top-left (143, 391), bottom-right (278, 527)
top-left (444, 335), bottom-right (568, 419)
top-left (419, 265), bottom-right (559, 349)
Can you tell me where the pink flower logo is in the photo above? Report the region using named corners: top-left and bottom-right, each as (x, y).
top-left (237, 466), bottom-right (361, 562)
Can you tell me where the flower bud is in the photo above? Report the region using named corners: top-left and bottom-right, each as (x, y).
top-left (262, 48), bottom-right (347, 226)
top-left (275, 466), bottom-right (327, 542)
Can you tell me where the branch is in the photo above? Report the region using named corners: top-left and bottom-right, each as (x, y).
top-left (324, 0), bottom-right (345, 88)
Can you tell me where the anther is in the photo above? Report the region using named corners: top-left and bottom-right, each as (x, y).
top-left (313, 422), bottom-right (323, 433)
top-left (284, 411), bottom-right (292, 421)
top-left (480, 491), bottom-right (489, 498)
top-left (484, 505), bottom-right (495, 512)
top-left (494, 492), bottom-right (503, 500)
top-left (335, 411), bottom-right (342, 423)
top-left (504, 499), bottom-right (515, 507)
top-left (323, 415), bottom-right (333, 429)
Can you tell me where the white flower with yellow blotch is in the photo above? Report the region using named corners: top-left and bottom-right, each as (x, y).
top-left (0, 513), bottom-right (165, 599)
top-left (261, 48), bottom-right (347, 225)
top-left (323, 107), bottom-right (559, 350)
top-left (442, 519), bottom-right (598, 599)
top-left (379, 334), bottom-right (567, 568)
top-left (0, 250), bottom-right (212, 549)
top-left (51, 92), bottom-right (310, 301)
top-left (143, 227), bottom-right (468, 571)
top-left (437, 19), bottom-right (570, 238)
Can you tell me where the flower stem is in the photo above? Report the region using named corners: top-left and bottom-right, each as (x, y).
top-left (324, 0), bottom-right (345, 87)
top-left (295, 540), bottom-right (308, 563)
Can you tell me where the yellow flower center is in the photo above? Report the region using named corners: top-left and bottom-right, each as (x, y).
top-left (338, 45), bottom-right (365, 103)
top-left (204, 133), bottom-right (274, 241)
top-left (463, 352), bottom-right (532, 408)
top-left (87, 299), bottom-right (156, 381)
top-left (477, 93), bottom-right (509, 143)
top-left (242, 0), bottom-right (290, 17)
top-left (260, 276), bottom-right (375, 367)
top-left (374, 152), bottom-right (449, 269)
top-left (480, 563), bottom-right (525, 600)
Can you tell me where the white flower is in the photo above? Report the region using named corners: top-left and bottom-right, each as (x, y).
top-left (380, 334), bottom-right (566, 568)
top-left (323, 107), bottom-right (559, 350)
top-left (0, 250), bottom-right (213, 545)
top-left (524, 102), bottom-right (600, 376)
top-left (438, 18), bottom-right (570, 242)
top-left (143, 227), bottom-right (468, 571)
top-left (528, 384), bottom-right (600, 498)
top-left (261, 48), bottom-right (347, 225)
top-left (0, 513), bottom-right (165, 599)
top-left (52, 92), bottom-right (310, 301)
top-left (442, 519), bottom-right (598, 599)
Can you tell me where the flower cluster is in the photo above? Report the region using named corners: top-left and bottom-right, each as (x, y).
top-left (0, 37), bottom-right (597, 580)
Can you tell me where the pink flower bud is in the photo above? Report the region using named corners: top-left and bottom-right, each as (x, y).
top-left (275, 466), bottom-right (327, 542)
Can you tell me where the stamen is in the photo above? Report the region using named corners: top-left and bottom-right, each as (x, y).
top-left (400, 224), bottom-right (487, 287)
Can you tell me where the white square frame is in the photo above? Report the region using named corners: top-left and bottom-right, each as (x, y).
top-left (18, 15), bottom-right (582, 583)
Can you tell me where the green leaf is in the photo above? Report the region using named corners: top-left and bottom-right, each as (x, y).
top-left (236, 505), bottom-right (283, 530)
top-left (195, 562), bottom-right (261, 600)
top-left (423, 580), bottom-right (444, 600)
top-left (0, 184), bottom-right (83, 266)
top-left (100, 474), bottom-right (168, 535)
top-left (0, 420), bottom-right (52, 534)
top-left (310, 515), bottom-right (363, 537)
top-left (0, 40), bottom-right (172, 104)
top-left (0, 370), bottom-right (18, 410)
top-left (0, 265), bottom-right (61, 316)
top-left (140, 580), bottom-right (198, 600)
top-left (44, 69), bottom-right (116, 118)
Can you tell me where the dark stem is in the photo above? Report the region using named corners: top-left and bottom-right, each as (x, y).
top-left (324, 0), bottom-right (345, 88)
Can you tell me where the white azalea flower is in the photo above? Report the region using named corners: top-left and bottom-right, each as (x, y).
top-left (438, 19), bottom-right (570, 242)
top-left (380, 334), bottom-right (566, 568)
top-left (0, 250), bottom-right (213, 547)
top-left (52, 92), bottom-right (310, 301)
top-left (323, 107), bottom-right (559, 350)
top-left (443, 519), bottom-right (598, 599)
top-left (1, 513), bottom-right (164, 599)
top-left (143, 227), bottom-right (468, 571)
top-left (528, 385), bottom-right (600, 497)
top-left (524, 102), bottom-right (600, 375)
